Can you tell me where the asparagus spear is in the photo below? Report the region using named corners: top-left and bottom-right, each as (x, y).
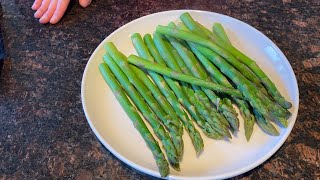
top-left (99, 63), bottom-right (169, 177)
top-left (153, 33), bottom-right (234, 138)
top-left (135, 34), bottom-right (205, 155)
top-left (131, 33), bottom-right (184, 158)
top-left (127, 54), bottom-right (243, 98)
top-left (198, 22), bottom-right (272, 98)
top-left (145, 33), bottom-right (223, 139)
top-left (211, 23), bottom-right (232, 46)
top-left (180, 12), bottom-right (292, 109)
top-left (168, 38), bottom-right (238, 131)
top-left (195, 45), bottom-right (288, 127)
top-left (156, 25), bottom-right (259, 88)
top-left (253, 109), bottom-right (279, 136)
top-left (193, 34), bottom-right (281, 134)
top-left (178, 22), bottom-right (255, 140)
top-left (156, 24), bottom-right (291, 119)
top-left (163, 39), bottom-right (231, 138)
top-left (164, 33), bottom-right (231, 128)
top-left (156, 40), bottom-right (226, 138)
top-left (213, 24), bottom-right (291, 109)
top-left (179, 13), bottom-right (265, 91)
top-left (189, 41), bottom-right (255, 140)
top-left (104, 44), bottom-right (180, 170)
top-left (166, 22), bottom-right (239, 131)
top-left (208, 23), bottom-right (291, 119)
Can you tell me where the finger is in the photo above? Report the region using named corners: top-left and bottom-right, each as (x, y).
top-left (79, 0), bottom-right (92, 8)
top-left (34, 0), bottom-right (51, 18)
top-left (39, 0), bottom-right (58, 24)
top-left (49, 0), bottom-right (70, 24)
top-left (32, 0), bottom-right (43, 10)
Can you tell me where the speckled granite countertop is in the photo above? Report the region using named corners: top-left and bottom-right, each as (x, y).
top-left (0, 0), bottom-right (319, 179)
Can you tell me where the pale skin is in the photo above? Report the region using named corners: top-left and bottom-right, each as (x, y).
top-left (32, 0), bottom-right (92, 24)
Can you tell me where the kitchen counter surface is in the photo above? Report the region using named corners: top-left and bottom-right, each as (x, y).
top-left (0, 0), bottom-right (319, 179)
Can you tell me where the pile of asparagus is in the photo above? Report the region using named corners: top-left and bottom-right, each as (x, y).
top-left (98, 12), bottom-right (292, 177)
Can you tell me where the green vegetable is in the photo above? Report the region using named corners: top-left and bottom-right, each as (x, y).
top-left (131, 33), bottom-right (184, 159)
top-left (163, 38), bottom-right (231, 138)
top-left (104, 44), bottom-right (180, 170)
top-left (142, 34), bottom-right (204, 155)
top-left (207, 24), bottom-right (291, 118)
top-left (127, 54), bottom-right (243, 98)
top-left (212, 23), bottom-right (284, 134)
top-left (162, 20), bottom-right (290, 122)
top-left (178, 22), bottom-right (254, 140)
top-left (195, 45), bottom-right (288, 127)
top-left (99, 63), bottom-right (169, 177)
top-left (212, 23), bottom-right (292, 109)
top-left (179, 13), bottom-right (266, 92)
top-left (156, 25), bottom-right (261, 89)
top-left (253, 109), bottom-right (279, 136)
top-left (167, 22), bottom-right (239, 131)
top-left (149, 33), bottom-right (223, 139)
top-left (179, 12), bottom-right (291, 109)
top-left (211, 23), bottom-right (232, 46)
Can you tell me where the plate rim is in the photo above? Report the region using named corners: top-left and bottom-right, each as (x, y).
top-left (81, 9), bottom-right (299, 179)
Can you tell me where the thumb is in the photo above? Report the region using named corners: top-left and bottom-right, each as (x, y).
top-left (79, 0), bottom-right (92, 8)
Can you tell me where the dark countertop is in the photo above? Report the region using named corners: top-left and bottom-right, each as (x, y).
top-left (0, 0), bottom-right (319, 179)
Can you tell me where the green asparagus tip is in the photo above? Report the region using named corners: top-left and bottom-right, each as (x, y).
top-left (130, 32), bottom-right (141, 39)
top-left (170, 162), bottom-right (180, 171)
top-left (245, 133), bottom-right (252, 142)
top-left (168, 21), bottom-right (176, 27)
top-left (181, 12), bottom-right (190, 16)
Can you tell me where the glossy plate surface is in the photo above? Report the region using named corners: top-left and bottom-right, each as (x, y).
top-left (81, 10), bottom-right (299, 179)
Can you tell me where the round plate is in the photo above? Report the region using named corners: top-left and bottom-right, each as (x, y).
top-left (81, 10), bottom-right (299, 179)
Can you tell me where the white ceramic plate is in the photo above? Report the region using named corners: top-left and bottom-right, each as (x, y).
top-left (81, 10), bottom-right (299, 179)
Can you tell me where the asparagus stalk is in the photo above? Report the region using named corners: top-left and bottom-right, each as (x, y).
top-left (157, 24), bottom-right (291, 119)
top-left (178, 22), bottom-right (255, 140)
top-left (211, 23), bottom-right (232, 46)
top-left (253, 109), bottom-right (279, 136)
top-left (127, 54), bottom-right (243, 98)
top-left (131, 33), bottom-right (184, 159)
top-left (164, 39), bottom-right (231, 138)
top-left (164, 33), bottom-right (230, 129)
top-left (179, 13), bottom-right (265, 91)
top-left (104, 44), bottom-right (180, 170)
top-left (156, 25), bottom-right (260, 88)
top-left (138, 34), bottom-right (204, 155)
top-left (181, 20), bottom-right (285, 134)
top-left (190, 41), bottom-right (255, 140)
top-left (99, 63), bottom-right (169, 177)
top-left (130, 66), bottom-right (184, 160)
top-left (179, 12), bottom-right (292, 109)
top-left (166, 41), bottom-right (229, 128)
top-left (167, 22), bottom-right (240, 131)
top-left (145, 33), bottom-right (223, 139)
top-left (195, 45), bottom-right (288, 127)
top-left (155, 34), bottom-right (227, 139)
top-left (208, 23), bottom-right (292, 119)
top-left (213, 23), bottom-right (291, 109)
top-left (168, 39), bottom-right (238, 131)
top-left (210, 23), bottom-right (271, 97)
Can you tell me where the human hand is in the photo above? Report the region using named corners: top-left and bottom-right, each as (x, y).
top-left (32, 0), bottom-right (92, 24)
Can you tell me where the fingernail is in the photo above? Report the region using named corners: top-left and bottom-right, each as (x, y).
top-left (32, 1), bottom-right (39, 10)
top-left (50, 16), bottom-right (57, 24)
top-left (34, 12), bottom-right (39, 18)
top-left (81, 0), bottom-right (92, 7)
top-left (40, 15), bottom-right (48, 22)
